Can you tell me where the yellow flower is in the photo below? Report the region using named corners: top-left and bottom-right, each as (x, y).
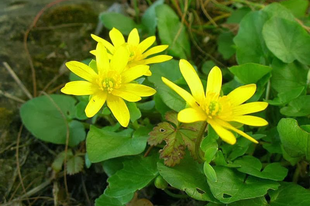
top-left (91, 28), bottom-right (172, 71)
top-left (61, 43), bottom-right (156, 127)
top-left (162, 60), bottom-right (268, 145)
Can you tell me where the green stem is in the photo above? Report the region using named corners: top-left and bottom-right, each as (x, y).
top-left (293, 162), bottom-right (301, 183)
top-left (164, 189), bottom-right (188, 199)
top-left (195, 122), bottom-right (208, 163)
top-left (133, 0), bottom-right (140, 22)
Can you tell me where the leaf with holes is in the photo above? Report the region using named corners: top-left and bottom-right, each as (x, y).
top-left (148, 111), bottom-right (202, 166)
top-left (158, 154), bottom-right (218, 202)
top-left (208, 166), bottom-right (279, 204)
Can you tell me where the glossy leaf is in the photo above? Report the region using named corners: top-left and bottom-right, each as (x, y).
top-left (100, 12), bottom-right (138, 35)
top-left (229, 63), bottom-right (272, 84)
top-left (104, 155), bottom-right (158, 198)
top-left (87, 126), bottom-right (150, 163)
top-left (20, 95), bottom-right (85, 147)
top-left (148, 60), bottom-right (185, 112)
top-left (262, 17), bottom-right (310, 65)
top-left (280, 95), bottom-right (310, 117)
top-left (158, 155), bottom-right (218, 202)
top-left (269, 182), bottom-right (310, 206)
top-left (233, 156), bottom-right (288, 181)
top-left (278, 118), bottom-right (310, 160)
top-left (156, 4), bottom-right (191, 58)
top-left (141, 0), bottom-right (164, 35)
top-left (208, 166), bottom-right (279, 204)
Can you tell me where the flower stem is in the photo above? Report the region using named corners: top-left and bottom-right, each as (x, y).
top-left (195, 121), bottom-right (208, 163)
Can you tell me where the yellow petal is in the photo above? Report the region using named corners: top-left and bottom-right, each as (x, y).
top-left (162, 77), bottom-right (197, 108)
top-left (91, 34), bottom-right (115, 53)
top-left (122, 65), bottom-right (150, 83)
top-left (110, 46), bottom-right (130, 73)
top-left (109, 28), bottom-right (125, 47)
top-left (120, 83), bottom-right (156, 97)
top-left (178, 108), bottom-right (207, 123)
top-left (144, 55), bottom-right (173, 64)
top-left (145, 69), bottom-right (152, 76)
top-left (107, 95), bottom-right (130, 127)
top-left (85, 92), bottom-right (107, 117)
top-left (227, 84), bottom-right (256, 106)
top-left (233, 102), bottom-right (268, 115)
top-left (127, 28), bottom-right (140, 46)
top-left (206, 66), bottom-right (222, 96)
top-left (138, 36), bottom-right (156, 53)
top-left (208, 120), bottom-right (236, 145)
top-left (95, 42), bottom-right (109, 74)
top-left (112, 89), bottom-right (141, 102)
top-left (216, 119), bottom-right (258, 143)
top-left (230, 115), bottom-right (268, 126)
top-left (142, 45), bottom-right (169, 58)
top-left (90, 50), bottom-right (96, 56)
top-left (179, 59), bottom-right (205, 104)
top-left (61, 81), bottom-right (97, 95)
top-left (66, 61), bottom-right (98, 82)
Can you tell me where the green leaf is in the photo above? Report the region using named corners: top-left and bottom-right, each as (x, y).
top-left (269, 182), bottom-right (310, 206)
top-left (67, 155), bottom-right (84, 175)
top-left (20, 95), bottom-right (85, 147)
top-left (208, 167), bottom-right (279, 204)
top-left (233, 156), bottom-right (288, 181)
top-left (127, 102), bottom-right (141, 123)
top-left (141, 0), bottom-right (164, 35)
top-left (280, 0), bottom-right (309, 18)
top-left (156, 4), bottom-right (191, 58)
top-left (262, 17), bottom-right (310, 65)
top-left (278, 118), bottom-right (310, 160)
top-left (87, 126), bottom-right (150, 163)
top-left (99, 12), bottom-right (137, 35)
top-left (148, 111), bottom-right (202, 166)
top-left (280, 95), bottom-right (310, 117)
top-left (102, 157), bottom-right (125, 177)
top-left (201, 125), bottom-right (218, 163)
top-left (217, 32), bottom-right (235, 60)
top-left (229, 63), bottom-right (272, 84)
top-left (52, 150), bottom-right (73, 172)
top-left (104, 155), bottom-right (158, 198)
top-left (74, 100), bottom-right (88, 120)
top-left (95, 194), bottom-right (124, 206)
top-left (267, 87), bottom-right (305, 106)
top-left (158, 155), bottom-right (218, 202)
top-left (226, 7), bottom-right (251, 24)
top-left (270, 59), bottom-right (307, 93)
top-left (148, 60), bottom-right (185, 112)
top-left (234, 3), bottom-right (294, 65)
top-left (204, 163), bottom-right (217, 182)
top-left (234, 11), bottom-right (270, 64)
top-left (207, 197), bottom-right (268, 206)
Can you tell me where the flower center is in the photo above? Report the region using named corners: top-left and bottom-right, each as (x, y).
top-left (101, 71), bottom-right (121, 93)
top-left (206, 100), bottom-right (221, 118)
top-left (127, 44), bottom-right (142, 62)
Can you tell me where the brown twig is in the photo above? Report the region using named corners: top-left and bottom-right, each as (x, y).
top-left (15, 125), bottom-right (31, 205)
top-left (41, 92), bottom-right (70, 202)
top-left (3, 62), bottom-right (33, 99)
top-left (23, 0), bottom-right (69, 97)
top-left (144, 145), bottom-right (154, 157)
top-left (200, 0), bottom-right (218, 27)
